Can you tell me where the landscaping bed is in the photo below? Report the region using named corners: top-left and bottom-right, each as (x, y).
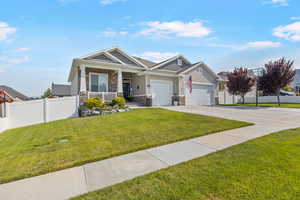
top-left (0, 108), bottom-right (251, 184)
top-left (73, 127), bottom-right (300, 200)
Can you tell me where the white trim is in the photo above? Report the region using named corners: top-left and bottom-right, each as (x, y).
top-left (151, 55), bottom-right (191, 70)
top-left (133, 94), bottom-right (147, 97)
top-left (107, 48), bottom-right (149, 69)
top-left (178, 62), bottom-right (203, 74)
top-left (89, 72), bottom-right (109, 93)
top-left (139, 71), bottom-right (179, 77)
top-left (103, 51), bottom-right (125, 65)
top-left (191, 81), bottom-right (215, 86)
top-left (180, 62), bottom-right (218, 80)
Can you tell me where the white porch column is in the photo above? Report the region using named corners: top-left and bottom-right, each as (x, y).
top-left (117, 69), bottom-right (123, 96)
top-left (80, 65), bottom-right (87, 94)
top-left (178, 76), bottom-right (185, 96)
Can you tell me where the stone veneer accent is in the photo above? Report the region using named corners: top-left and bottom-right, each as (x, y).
top-left (134, 96), bottom-right (152, 106)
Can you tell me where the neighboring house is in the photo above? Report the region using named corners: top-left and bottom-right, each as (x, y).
top-left (0, 85), bottom-right (30, 102)
top-left (292, 69), bottom-right (300, 94)
top-left (217, 71), bottom-right (256, 104)
top-left (67, 47), bottom-right (219, 106)
top-left (51, 83), bottom-right (71, 97)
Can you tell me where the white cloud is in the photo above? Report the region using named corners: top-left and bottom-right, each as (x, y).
top-left (241, 41), bottom-right (282, 50)
top-left (290, 16), bottom-right (300, 21)
top-left (100, 30), bottom-right (128, 37)
top-left (138, 52), bottom-right (178, 62)
top-left (0, 22), bottom-right (17, 41)
top-left (0, 56), bottom-right (29, 64)
top-left (100, 0), bottom-right (127, 5)
top-left (264, 0), bottom-right (289, 6)
top-left (273, 22), bottom-right (300, 41)
top-left (139, 21), bottom-right (212, 38)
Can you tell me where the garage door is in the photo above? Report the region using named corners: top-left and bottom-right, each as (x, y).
top-left (186, 84), bottom-right (213, 106)
top-left (151, 80), bottom-right (173, 106)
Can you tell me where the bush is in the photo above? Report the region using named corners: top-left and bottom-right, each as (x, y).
top-left (84, 98), bottom-right (103, 109)
top-left (126, 96), bottom-right (134, 102)
top-left (111, 97), bottom-right (126, 108)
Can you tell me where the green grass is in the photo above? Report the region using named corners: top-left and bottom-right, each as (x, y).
top-left (0, 108), bottom-right (251, 184)
top-left (73, 127), bottom-right (300, 200)
top-left (221, 103), bottom-right (300, 108)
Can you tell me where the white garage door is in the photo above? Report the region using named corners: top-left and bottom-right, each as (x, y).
top-left (186, 84), bottom-right (213, 106)
top-left (151, 80), bottom-right (173, 106)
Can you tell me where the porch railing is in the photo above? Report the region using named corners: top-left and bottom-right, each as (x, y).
top-left (87, 92), bottom-right (118, 102)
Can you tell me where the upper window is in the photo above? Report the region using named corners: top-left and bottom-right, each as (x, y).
top-left (90, 73), bottom-right (108, 92)
top-left (177, 59), bottom-right (183, 66)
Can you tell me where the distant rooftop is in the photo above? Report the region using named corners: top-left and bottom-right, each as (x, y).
top-left (0, 85), bottom-right (30, 101)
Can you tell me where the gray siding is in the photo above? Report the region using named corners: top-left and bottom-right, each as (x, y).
top-left (158, 58), bottom-right (191, 71)
top-left (109, 50), bottom-right (138, 66)
top-left (86, 54), bottom-right (119, 64)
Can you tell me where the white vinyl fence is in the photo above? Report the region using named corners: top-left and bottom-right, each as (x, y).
top-left (218, 91), bottom-right (242, 104)
top-left (0, 96), bottom-right (79, 133)
top-left (241, 96), bottom-right (300, 104)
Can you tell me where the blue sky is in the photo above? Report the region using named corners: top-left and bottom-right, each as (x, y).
top-left (0, 0), bottom-right (300, 96)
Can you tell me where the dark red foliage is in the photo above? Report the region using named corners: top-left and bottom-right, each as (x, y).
top-left (258, 58), bottom-right (295, 96)
top-left (226, 68), bottom-right (255, 103)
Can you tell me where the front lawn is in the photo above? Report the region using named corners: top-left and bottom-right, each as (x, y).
top-left (221, 103), bottom-right (300, 108)
top-left (73, 127), bottom-right (300, 200)
top-left (0, 108), bottom-right (250, 184)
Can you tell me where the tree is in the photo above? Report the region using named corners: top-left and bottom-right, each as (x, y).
top-left (258, 58), bottom-right (295, 106)
top-left (227, 68), bottom-right (255, 104)
top-left (42, 88), bottom-right (52, 98)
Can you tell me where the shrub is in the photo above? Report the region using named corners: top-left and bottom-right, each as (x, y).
top-left (126, 96), bottom-right (134, 102)
top-left (84, 98), bottom-right (103, 109)
top-left (111, 97), bottom-right (126, 108)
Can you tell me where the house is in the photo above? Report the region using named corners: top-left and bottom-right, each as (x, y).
top-left (292, 69), bottom-right (300, 94)
top-left (67, 47), bottom-right (219, 106)
top-left (51, 83), bottom-right (71, 97)
top-left (0, 85), bottom-right (30, 102)
top-left (217, 70), bottom-right (257, 104)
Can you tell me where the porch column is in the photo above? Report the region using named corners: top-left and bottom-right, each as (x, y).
top-left (117, 69), bottom-right (123, 96)
top-left (178, 76), bottom-right (185, 96)
top-left (178, 76), bottom-right (186, 105)
top-left (80, 65), bottom-right (87, 94)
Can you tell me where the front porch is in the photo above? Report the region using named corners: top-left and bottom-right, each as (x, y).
top-left (78, 66), bottom-right (150, 105)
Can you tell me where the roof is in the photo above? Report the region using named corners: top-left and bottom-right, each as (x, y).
top-left (68, 47), bottom-right (217, 81)
top-left (51, 84), bottom-right (71, 96)
top-left (133, 56), bottom-right (157, 67)
top-left (0, 85), bottom-right (30, 100)
top-left (217, 72), bottom-right (229, 81)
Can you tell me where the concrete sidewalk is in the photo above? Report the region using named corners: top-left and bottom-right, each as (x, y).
top-left (1, 106), bottom-right (300, 200)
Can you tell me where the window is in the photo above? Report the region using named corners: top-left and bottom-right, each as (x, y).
top-left (177, 59), bottom-right (183, 66)
top-left (90, 73), bottom-right (108, 92)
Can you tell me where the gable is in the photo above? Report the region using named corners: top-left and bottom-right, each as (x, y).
top-left (184, 66), bottom-right (216, 84)
top-left (157, 58), bottom-right (191, 71)
top-left (85, 53), bottom-right (120, 64)
top-left (108, 50), bottom-right (139, 66)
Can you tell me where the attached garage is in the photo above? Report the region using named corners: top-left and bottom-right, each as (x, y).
top-left (186, 84), bottom-right (214, 106)
top-left (150, 79), bottom-right (173, 106)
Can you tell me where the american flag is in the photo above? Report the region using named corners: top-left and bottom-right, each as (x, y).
top-left (187, 75), bottom-right (192, 94)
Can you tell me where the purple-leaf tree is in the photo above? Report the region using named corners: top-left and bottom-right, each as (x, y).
top-left (258, 58), bottom-right (295, 106)
top-left (227, 67), bottom-right (255, 104)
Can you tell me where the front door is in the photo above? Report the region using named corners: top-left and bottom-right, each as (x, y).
top-left (123, 80), bottom-right (131, 99)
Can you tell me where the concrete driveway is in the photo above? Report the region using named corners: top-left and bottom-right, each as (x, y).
top-left (166, 105), bottom-right (300, 139)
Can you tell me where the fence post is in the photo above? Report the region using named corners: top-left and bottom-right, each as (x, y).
top-left (43, 98), bottom-right (48, 123)
top-left (76, 95), bottom-right (79, 117)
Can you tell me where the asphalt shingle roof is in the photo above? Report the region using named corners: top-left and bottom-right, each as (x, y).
top-left (0, 85), bottom-right (30, 100)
